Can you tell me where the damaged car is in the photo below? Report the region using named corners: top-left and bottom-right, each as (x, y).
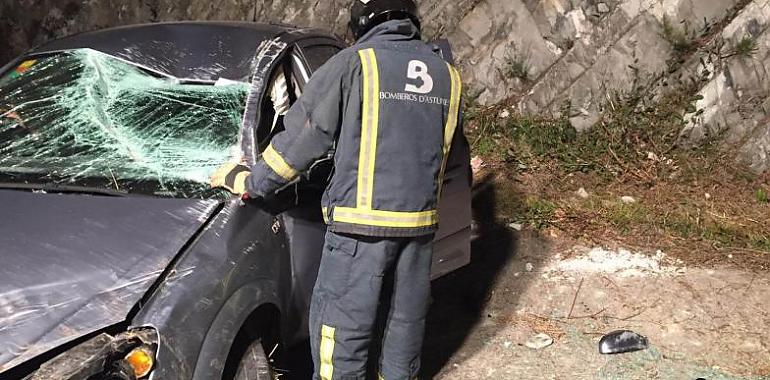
top-left (0, 21), bottom-right (471, 380)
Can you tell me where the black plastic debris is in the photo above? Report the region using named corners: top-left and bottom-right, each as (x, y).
top-left (598, 330), bottom-right (649, 354)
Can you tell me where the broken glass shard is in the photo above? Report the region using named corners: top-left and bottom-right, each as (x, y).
top-left (599, 330), bottom-right (649, 354)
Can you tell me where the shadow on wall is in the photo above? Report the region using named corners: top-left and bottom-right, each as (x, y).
top-left (420, 173), bottom-right (521, 379)
top-left (0, 0), bottom-right (83, 66)
top-left (0, 0), bottom-right (356, 68)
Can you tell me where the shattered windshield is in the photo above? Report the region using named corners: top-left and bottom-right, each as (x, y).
top-left (0, 49), bottom-right (248, 198)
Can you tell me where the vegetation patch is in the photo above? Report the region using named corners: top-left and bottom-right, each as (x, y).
top-left (467, 84), bottom-right (770, 268)
top-left (733, 36), bottom-right (758, 58)
top-left (661, 14), bottom-right (697, 56)
top-left (757, 187), bottom-right (769, 204)
top-left (502, 44), bottom-right (532, 82)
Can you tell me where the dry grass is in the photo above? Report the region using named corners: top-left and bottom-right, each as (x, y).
top-left (467, 85), bottom-right (770, 269)
top-left (474, 156), bottom-right (770, 269)
top-left (496, 313), bottom-right (566, 340)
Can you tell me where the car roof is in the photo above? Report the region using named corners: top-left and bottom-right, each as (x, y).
top-left (28, 21), bottom-right (334, 82)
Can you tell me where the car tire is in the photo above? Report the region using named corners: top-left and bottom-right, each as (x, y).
top-left (234, 339), bottom-right (274, 380)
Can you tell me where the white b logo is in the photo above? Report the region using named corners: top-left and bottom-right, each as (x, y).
top-left (405, 60), bottom-right (433, 94)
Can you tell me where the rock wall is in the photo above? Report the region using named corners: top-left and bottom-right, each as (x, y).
top-left (1, 0), bottom-right (769, 171)
top-left (679, 0), bottom-right (770, 172)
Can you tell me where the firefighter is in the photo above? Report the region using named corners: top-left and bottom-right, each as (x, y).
top-left (211, 0), bottom-right (463, 378)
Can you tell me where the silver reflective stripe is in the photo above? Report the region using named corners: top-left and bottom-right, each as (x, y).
top-left (333, 207), bottom-right (437, 228)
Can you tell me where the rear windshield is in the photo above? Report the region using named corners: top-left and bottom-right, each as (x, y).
top-left (0, 49), bottom-right (248, 198)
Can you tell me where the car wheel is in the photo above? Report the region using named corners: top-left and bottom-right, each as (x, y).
top-left (234, 339), bottom-right (275, 380)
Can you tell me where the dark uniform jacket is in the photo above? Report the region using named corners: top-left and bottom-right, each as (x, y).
top-left (247, 19), bottom-right (463, 237)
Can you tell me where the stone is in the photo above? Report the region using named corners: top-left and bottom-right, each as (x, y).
top-left (597, 3), bottom-right (611, 13)
top-left (621, 196), bottom-right (636, 204)
top-left (576, 187), bottom-right (590, 199)
top-left (471, 156), bottom-right (484, 173)
top-left (525, 262), bottom-right (534, 272)
top-left (525, 333), bottom-right (554, 349)
top-left (508, 222), bottom-right (523, 231)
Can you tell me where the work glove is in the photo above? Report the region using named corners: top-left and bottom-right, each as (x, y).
top-left (210, 163), bottom-right (251, 195)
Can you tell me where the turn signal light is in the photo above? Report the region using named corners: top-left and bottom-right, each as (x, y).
top-left (125, 347), bottom-right (154, 378)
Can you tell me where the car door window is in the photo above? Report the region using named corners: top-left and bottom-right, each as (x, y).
top-left (301, 45), bottom-right (342, 72)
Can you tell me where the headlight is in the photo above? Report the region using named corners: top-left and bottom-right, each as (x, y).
top-left (26, 327), bottom-right (158, 380)
top-left (124, 347), bottom-right (155, 378)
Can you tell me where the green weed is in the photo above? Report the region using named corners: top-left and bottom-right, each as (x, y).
top-left (523, 197), bottom-right (558, 229)
top-left (606, 202), bottom-right (648, 231)
top-left (733, 36), bottom-right (758, 58)
top-left (757, 188), bottom-right (769, 203)
top-left (503, 46), bottom-right (532, 82)
top-left (662, 14), bottom-right (696, 55)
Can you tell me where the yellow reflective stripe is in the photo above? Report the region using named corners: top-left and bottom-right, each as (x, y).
top-left (438, 64), bottom-right (463, 198)
top-left (321, 207), bottom-right (329, 224)
top-left (262, 144), bottom-right (299, 181)
top-left (357, 48), bottom-right (380, 209)
top-left (233, 171), bottom-right (250, 194)
top-left (319, 325), bottom-right (336, 380)
top-left (333, 207), bottom-right (437, 228)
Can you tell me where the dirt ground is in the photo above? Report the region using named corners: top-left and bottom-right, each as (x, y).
top-left (286, 225), bottom-right (770, 379)
top-left (283, 181), bottom-right (769, 380)
top-left (282, 228), bottom-right (769, 379)
top-left (422, 225), bottom-right (770, 380)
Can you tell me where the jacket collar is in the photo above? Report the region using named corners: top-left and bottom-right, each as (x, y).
top-left (356, 19), bottom-right (421, 44)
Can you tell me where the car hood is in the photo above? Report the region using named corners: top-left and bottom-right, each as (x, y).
top-left (0, 190), bottom-right (221, 373)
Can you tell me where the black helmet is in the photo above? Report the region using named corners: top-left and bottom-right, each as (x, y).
top-left (349, 0), bottom-right (420, 39)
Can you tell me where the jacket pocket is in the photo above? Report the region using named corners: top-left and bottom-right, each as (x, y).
top-left (317, 233), bottom-right (358, 298)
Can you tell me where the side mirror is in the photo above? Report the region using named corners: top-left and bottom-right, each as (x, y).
top-left (599, 330), bottom-right (649, 355)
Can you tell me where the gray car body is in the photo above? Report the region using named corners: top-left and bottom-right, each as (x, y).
top-left (0, 22), bottom-right (471, 379)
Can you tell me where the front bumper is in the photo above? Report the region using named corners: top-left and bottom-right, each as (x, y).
top-left (25, 328), bottom-right (158, 380)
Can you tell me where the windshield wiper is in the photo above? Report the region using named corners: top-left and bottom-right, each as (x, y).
top-left (0, 182), bottom-right (129, 197)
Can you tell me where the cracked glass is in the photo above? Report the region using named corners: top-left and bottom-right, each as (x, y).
top-left (0, 49), bottom-right (248, 198)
